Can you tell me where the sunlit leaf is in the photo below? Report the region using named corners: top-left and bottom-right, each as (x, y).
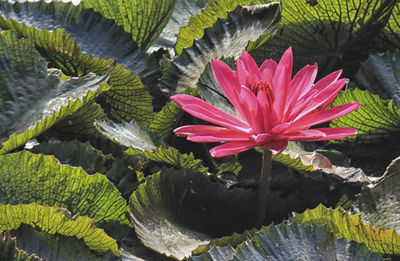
top-left (148, 0), bottom-right (207, 55)
top-left (292, 204), bottom-right (400, 255)
top-left (174, 0), bottom-right (276, 55)
top-left (0, 0), bottom-right (159, 81)
top-left (251, 0), bottom-right (397, 76)
top-left (30, 140), bottom-right (139, 196)
top-left (0, 31), bottom-right (109, 154)
top-left (0, 203), bottom-right (119, 257)
top-left (330, 88), bottom-right (400, 175)
top-left (160, 3), bottom-right (280, 95)
top-left (0, 6), bottom-right (155, 125)
top-left (375, 1), bottom-right (400, 50)
top-left (82, 0), bottom-right (177, 50)
top-left (0, 151), bottom-right (131, 239)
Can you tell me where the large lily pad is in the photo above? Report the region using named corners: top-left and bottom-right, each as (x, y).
top-left (30, 140), bottom-right (139, 196)
top-left (1, 231), bottom-right (42, 261)
top-left (251, 0), bottom-right (397, 76)
top-left (82, 0), bottom-right (177, 50)
top-left (0, 151), bottom-right (131, 239)
top-left (148, 0), bottom-right (207, 55)
top-left (174, 0), bottom-right (276, 55)
top-left (190, 223), bottom-right (384, 261)
top-left (0, 0), bottom-right (159, 80)
top-left (0, 30), bottom-right (109, 154)
top-left (356, 156), bottom-right (400, 235)
top-left (292, 204), bottom-right (400, 255)
top-left (159, 2), bottom-right (281, 95)
top-left (329, 88), bottom-right (400, 175)
top-left (0, 203), bottom-right (119, 258)
top-left (356, 50), bottom-right (400, 106)
top-left (0, 5), bottom-right (155, 125)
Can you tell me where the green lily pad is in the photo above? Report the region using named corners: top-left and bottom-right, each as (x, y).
top-left (0, 31), bottom-right (109, 154)
top-left (0, 203), bottom-right (119, 258)
top-left (251, 0), bottom-right (397, 76)
top-left (160, 3), bottom-right (280, 95)
top-left (30, 140), bottom-right (139, 196)
top-left (0, 151), bottom-right (131, 239)
top-left (1, 231), bottom-right (42, 261)
top-left (329, 88), bottom-right (400, 175)
top-left (292, 204), bottom-right (400, 255)
top-left (190, 223), bottom-right (384, 261)
top-left (356, 156), bottom-right (400, 235)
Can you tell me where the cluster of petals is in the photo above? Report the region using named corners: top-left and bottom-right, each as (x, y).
top-left (171, 47), bottom-right (361, 158)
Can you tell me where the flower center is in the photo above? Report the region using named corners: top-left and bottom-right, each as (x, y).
top-left (251, 81), bottom-right (274, 105)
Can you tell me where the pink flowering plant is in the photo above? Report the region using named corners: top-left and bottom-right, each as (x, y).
top-left (2, 0), bottom-right (400, 260)
top-left (172, 47), bottom-right (360, 226)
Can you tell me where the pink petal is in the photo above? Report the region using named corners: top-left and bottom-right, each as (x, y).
top-left (236, 59), bottom-right (249, 86)
top-left (171, 94), bottom-right (251, 132)
top-left (310, 70), bottom-right (342, 94)
top-left (239, 86), bottom-right (264, 133)
top-left (174, 125), bottom-right (250, 142)
top-left (284, 63), bottom-right (318, 119)
top-left (257, 91), bottom-right (271, 131)
top-left (240, 51), bottom-right (261, 82)
top-left (263, 140), bottom-right (288, 154)
top-left (281, 129), bottom-right (326, 141)
top-left (302, 127), bottom-right (357, 141)
top-left (211, 59), bottom-right (242, 110)
top-left (290, 102), bottom-right (361, 130)
top-left (210, 141), bottom-right (258, 158)
top-left (273, 47), bottom-right (293, 120)
top-left (260, 59), bottom-right (277, 84)
top-left (291, 79), bottom-right (348, 121)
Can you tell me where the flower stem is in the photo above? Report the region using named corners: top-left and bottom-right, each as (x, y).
top-left (255, 149), bottom-right (272, 228)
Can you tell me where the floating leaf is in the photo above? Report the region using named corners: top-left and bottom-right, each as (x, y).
top-left (251, 0), bottom-right (397, 76)
top-left (82, 0), bottom-right (177, 50)
top-left (148, 0), bottom-right (207, 55)
top-left (1, 231), bottom-right (42, 261)
top-left (0, 203), bottom-right (119, 257)
top-left (126, 146), bottom-right (208, 174)
top-left (356, 50), bottom-right (400, 106)
top-left (160, 3), bottom-right (280, 95)
top-left (0, 0), bottom-right (159, 81)
top-left (330, 88), bottom-right (400, 175)
top-left (0, 31), bottom-right (109, 154)
top-left (292, 204), bottom-right (400, 255)
top-left (0, 7), bottom-right (155, 125)
top-left (175, 0), bottom-right (275, 55)
top-left (356, 156), bottom-right (400, 235)
top-left (190, 223), bottom-right (384, 261)
top-left (0, 151), bottom-right (131, 239)
top-left (30, 140), bottom-right (139, 196)
top-left (375, 1), bottom-right (400, 50)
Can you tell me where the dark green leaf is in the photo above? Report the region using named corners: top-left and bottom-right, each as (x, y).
top-left (0, 231), bottom-right (42, 261)
top-left (356, 156), bottom-right (400, 236)
top-left (356, 50), bottom-right (400, 105)
top-left (160, 3), bottom-right (280, 95)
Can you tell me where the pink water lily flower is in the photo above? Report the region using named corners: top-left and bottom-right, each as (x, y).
top-left (171, 47), bottom-right (361, 158)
